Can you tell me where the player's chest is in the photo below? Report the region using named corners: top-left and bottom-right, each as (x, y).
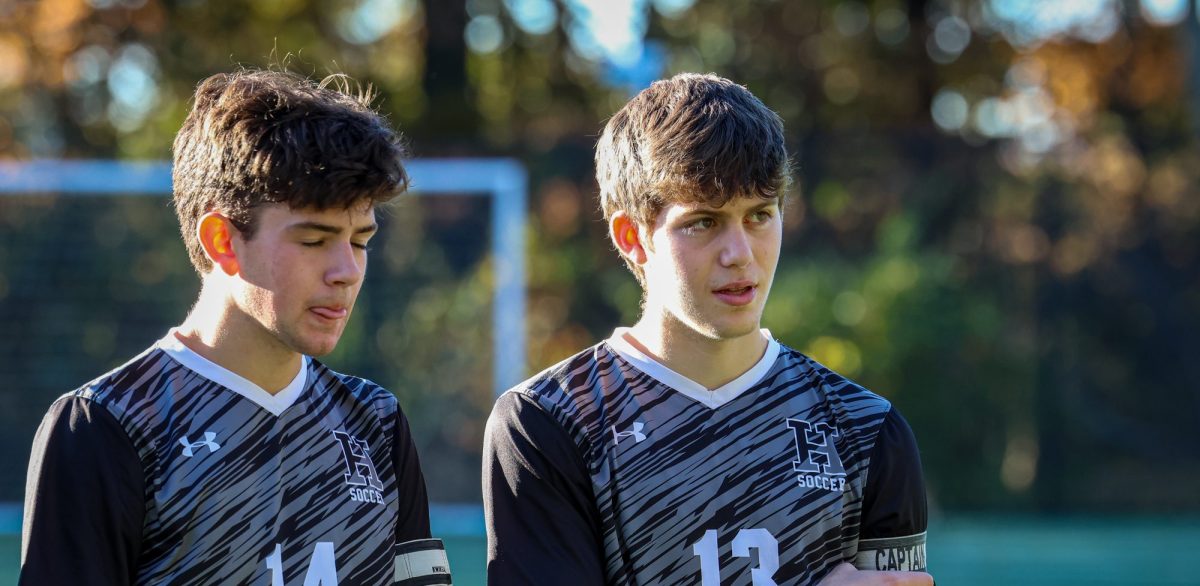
top-left (596, 394), bottom-right (864, 503)
top-left (144, 403), bottom-right (396, 524)
top-left (593, 401), bottom-right (864, 584)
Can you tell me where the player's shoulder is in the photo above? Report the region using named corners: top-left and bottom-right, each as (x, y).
top-left (487, 342), bottom-right (617, 461)
top-left (492, 341), bottom-right (611, 430)
top-left (775, 342), bottom-right (893, 416)
top-left (309, 359), bottom-right (399, 414)
top-left (63, 343), bottom-right (174, 414)
top-left (33, 343), bottom-right (179, 448)
top-left (500, 341), bottom-right (610, 405)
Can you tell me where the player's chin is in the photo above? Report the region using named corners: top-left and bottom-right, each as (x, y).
top-left (708, 316), bottom-right (763, 340)
top-left (292, 329), bottom-right (345, 357)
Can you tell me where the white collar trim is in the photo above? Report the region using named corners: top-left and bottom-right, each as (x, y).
top-left (157, 330), bottom-right (310, 417)
top-left (605, 327), bottom-right (780, 409)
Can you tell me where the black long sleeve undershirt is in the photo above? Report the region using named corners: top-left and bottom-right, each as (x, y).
top-left (21, 395), bottom-right (145, 585)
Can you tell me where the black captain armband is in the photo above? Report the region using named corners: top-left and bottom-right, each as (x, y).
top-left (853, 533), bottom-right (927, 572)
top-left (394, 538), bottom-right (452, 585)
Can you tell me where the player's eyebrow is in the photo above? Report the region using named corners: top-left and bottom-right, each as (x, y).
top-left (749, 198), bottom-right (780, 212)
top-left (679, 197), bottom-right (780, 217)
top-left (288, 221), bottom-right (378, 235)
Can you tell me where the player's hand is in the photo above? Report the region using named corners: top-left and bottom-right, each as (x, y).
top-left (817, 562), bottom-right (934, 585)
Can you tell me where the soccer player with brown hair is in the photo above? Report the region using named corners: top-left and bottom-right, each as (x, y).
top-left (484, 73), bottom-right (931, 585)
top-left (21, 70), bottom-right (450, 585)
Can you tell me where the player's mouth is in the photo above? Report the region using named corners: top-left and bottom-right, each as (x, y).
top-left (712, 281), bottom-right (756, 306)
top-left (310, 305), bottom-right (349, 321)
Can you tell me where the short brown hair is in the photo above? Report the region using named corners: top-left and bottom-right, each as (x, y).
top-left (172, 69), bottom-right (409, 273)
top-left (595, 73), bottom-right (791, 280)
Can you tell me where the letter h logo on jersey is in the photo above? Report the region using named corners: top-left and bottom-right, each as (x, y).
top-left (332, 430), bottom-right (384, 491)
top-left (786, 419), bottom-right (846, 478)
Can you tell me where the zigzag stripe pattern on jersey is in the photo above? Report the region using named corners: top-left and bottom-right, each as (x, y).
top-left (510, 342), bottom-right (893, 585)
top-left (72, 346), bottom-right (405, 585)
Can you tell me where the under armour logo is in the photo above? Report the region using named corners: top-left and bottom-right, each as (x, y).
top-left (612, 422), bottom-right (646, 445)
top-left (179, 432), bottom-right (221, 457)
top-left (332, 430), bottom-right (384, 490)
top-left (787, 419), bottom-right (846, 477)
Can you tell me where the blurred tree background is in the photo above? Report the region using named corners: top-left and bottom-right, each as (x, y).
top-left (1, 0), bottom-right (1198, 515)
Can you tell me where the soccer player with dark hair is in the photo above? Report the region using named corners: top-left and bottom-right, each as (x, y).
top-left (483, 73), bottom-right (931, 585)
top-left (20, 70), bottom-right (451, 585)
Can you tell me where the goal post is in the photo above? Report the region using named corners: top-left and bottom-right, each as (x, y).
top-left (0, 158), bottom-right (528, 398)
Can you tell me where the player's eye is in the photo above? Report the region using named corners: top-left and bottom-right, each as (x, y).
top-left (352, 242), bottom-right (371, 251)
top-left (748, 209), bottom-right (774, 224)
top-left (682, 217), bottom-right (716, 235)
top-left (300, 240), bottom-right (324, 248)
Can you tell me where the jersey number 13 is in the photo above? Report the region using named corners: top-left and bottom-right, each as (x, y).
top-left (693, 528), bottom-right (779, 586)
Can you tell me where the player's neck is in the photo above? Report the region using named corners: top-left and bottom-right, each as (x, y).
top-left (627, 315), bottom-right (768, 391)
top-left (175, 287), bottom-right (303, 395)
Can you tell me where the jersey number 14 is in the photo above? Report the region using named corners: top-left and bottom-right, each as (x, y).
top-left (265, 542), bottom-right (338, 586)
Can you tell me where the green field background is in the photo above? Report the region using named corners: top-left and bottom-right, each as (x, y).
top-left (3, 516), bottom-right (1197, 585)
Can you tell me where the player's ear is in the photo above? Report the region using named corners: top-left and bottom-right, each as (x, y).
top-left (610, 211), bottom-right (647, 266)
top-left (197, 212), bottom-right (240, 276)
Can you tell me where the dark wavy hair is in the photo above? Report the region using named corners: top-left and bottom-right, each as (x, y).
top-left (171, 69), bottom-right (409, 273)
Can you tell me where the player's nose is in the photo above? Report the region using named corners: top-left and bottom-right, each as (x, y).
top-left (718, 225), bottom-right (753, 268)
top-left (325, 241), bottom-right (365, 287)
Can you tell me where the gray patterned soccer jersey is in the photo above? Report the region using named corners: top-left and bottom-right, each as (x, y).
top-left (21, 333), bottom-right (443, 585)
top-left (484, 330), bottom-right (927, 585)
